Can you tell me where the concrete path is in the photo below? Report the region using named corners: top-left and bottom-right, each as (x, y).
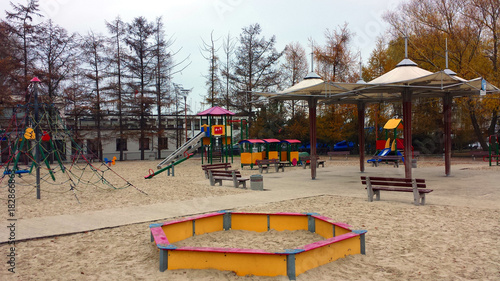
top-left (2, 163), bottom-right (499, 243)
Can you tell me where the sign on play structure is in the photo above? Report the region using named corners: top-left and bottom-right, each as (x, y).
top-left (212, 125), bottom-right (225, 136)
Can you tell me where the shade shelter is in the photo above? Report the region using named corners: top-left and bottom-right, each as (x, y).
top-left (323, 57), bottom-right (499, 178)
top-left (259, 58), bottom-right (499, 179)
top-left (258, 72), bottom-right (366, 179)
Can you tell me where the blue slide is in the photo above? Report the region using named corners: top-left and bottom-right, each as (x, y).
top-left (367, 148), bottom-right (391, 163)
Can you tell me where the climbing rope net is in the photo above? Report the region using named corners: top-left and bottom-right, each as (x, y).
top-left (0, 91), bottom-right (146, 202)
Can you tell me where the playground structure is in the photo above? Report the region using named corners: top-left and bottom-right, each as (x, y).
top-left (238, 139), bottom-right (301, 169)
top-left (145, 106), bottom-right (248, 179)
top-left (280, 139), bottom-right (301, 166)
top-left (367, 118), bottom-right (409, 166)
top-left (1, 78), bottom-right (144, 200)
top-left (485, 134), bottom-right (500, 166)
top-left (239, 139), bottom-right (265, 169)
top-left (262, 139), bottom-right (281, 160)
top-left (150, 211), bottom-right (367, 280)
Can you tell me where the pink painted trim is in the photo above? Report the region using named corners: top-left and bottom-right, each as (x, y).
top-left (161, 212), bottom-right (223, 226)
top-left (262, 139), bottom-right (281, 143)
top-left (231, 212), bottom-right (269, 216)
top-left (281, 139), bottom-right (301, 144)
top-left (231, 212), bottom-right (304, 216)
top-left (333, 222), bottom-right (352, 230)
top-left (151, 227), bottom-right (169, 244)
top-left (271, 212), bottom-right (306, 216)
top-left (176, 246), bottom-right (278, 255)
top-left (312, 215), bottom-right (333, 223)
top-left (299, 233), bottom-right (358, 251)
top-left (192, 212), bottom-right (224, 221)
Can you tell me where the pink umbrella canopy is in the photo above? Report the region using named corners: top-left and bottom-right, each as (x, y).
top-left (197, 106), bottom-right (235, 116)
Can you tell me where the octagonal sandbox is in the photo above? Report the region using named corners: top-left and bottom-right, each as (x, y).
top-left (150, 211), bottom-right (367, 280)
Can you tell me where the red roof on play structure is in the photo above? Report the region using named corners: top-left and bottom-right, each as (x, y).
top-left (197, 106), bottom-right (235, 116)
top-left (238, 139), bottom-right (265, 144)
top-left (262, 139), bottom-right (280, 143)
top-left (281, 139), bottom-right (301, 144)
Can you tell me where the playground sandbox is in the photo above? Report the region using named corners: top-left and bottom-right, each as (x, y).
top-left (150, 211), bottom-right (366, 279)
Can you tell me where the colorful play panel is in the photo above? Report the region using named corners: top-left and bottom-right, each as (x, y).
top-left (150, 211), bottom-right (367, 280)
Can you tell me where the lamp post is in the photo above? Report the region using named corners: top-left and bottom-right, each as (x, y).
top-left (184, 95), bottom-right (187, 142)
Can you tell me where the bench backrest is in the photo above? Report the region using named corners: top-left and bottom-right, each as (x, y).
top-left (209, 170), bottom-right (242, 177)
top-left (328, 151), bottom-right (350, 155)
top-left (256, 159), bottom-right (278, 165)
top-left (202, 163), bottom-right (231, 170)
top-left (360, 176), bottom-right (426, 188)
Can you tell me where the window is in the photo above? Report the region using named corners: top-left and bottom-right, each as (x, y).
top-left (116, 138), bottom-right (127, 151)
top-left (140, 138), bottom-right (150, 150)
top-left (158, 137), bottom-right (168, 150)
top-left (194, 122), bottom-right (200, 130)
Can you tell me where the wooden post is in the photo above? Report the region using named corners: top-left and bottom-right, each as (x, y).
top-left (402, 89), bottom-right (412, 179)
top-left (308, 97), bottom-right (317, 180)
top-left (411, 179), bottom-right (419, 206)
top-left (358, 102), bottom-right (366, 173)
top-left (443, 95), bottom-right (452, 176)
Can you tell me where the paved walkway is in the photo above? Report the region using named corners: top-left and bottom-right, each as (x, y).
top-left (2, 163), bottom-right (499, 243)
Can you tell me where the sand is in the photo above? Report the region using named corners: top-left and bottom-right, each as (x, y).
top-left (0, 156), bottom-right (499, 280)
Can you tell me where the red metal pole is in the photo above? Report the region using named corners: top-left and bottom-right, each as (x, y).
top-left (309, 97), bottom-right (317, 180)
top-left (402, 90), bottom-right (412, 178)
top-left (358, 102), bottom-right (366, 173)
top-left (443, 95), bottom-right (452, 176)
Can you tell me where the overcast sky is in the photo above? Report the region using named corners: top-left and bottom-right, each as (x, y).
top-left (2, 0), bottom-right (402, 113)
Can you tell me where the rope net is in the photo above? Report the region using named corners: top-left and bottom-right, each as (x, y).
top-left (1, 101), bottom-right (146, 202)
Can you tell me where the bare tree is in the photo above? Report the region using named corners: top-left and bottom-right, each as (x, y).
top-left (33, 19), bottom-right (78, 102)
top-left (125, 16), bottom-right (156, 160)
top-left (5, 0), bottom-right (43, 98)
top-left (81, 30), bottom-right (108, 160)
top-left (200, 30), bottom-right (221, 107)
top-left (282, 41), bottom-right (308, 117)
top-left (151, 17), bottom-right (175, 159)
top-left (105, 16), bottom-right (127, 161)
top-left (229, 23), bottom-right (283, 117)
top-left (221, 32), bottom-right (236, 109)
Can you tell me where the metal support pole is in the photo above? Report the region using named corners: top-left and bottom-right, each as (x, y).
top-left (32, 78), bottom-right (42, 199)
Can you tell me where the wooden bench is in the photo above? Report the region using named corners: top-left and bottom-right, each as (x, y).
top-left (299, 156), bottom-right (325, 169)
top-left (255, 159), bottom-right (285, 173)
top-left (202, 163), bottom-right (232, 179)
top-left (370, 155), bottom-right (403, 167)
top-left (361, 176), bottom-right (433, 206)
top-left (327, 151), bottom-right (350, 160)
top-left (208, 170), bottom-right (249, 188)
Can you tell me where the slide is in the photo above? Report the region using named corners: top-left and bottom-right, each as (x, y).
top-left (367, 148), bottom-right (391, 163)
top-left (156, 131), bottom-right (205, 169)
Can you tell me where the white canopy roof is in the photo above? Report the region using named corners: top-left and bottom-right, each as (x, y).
top-left (256, 58), bottom-right (499, 104)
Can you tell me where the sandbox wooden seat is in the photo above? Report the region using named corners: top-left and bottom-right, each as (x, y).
top-left (327, 151), bottom-right (350, 160)
top-left (255, 159), bottom-right (285, 173)
top-left (202, 163), bottom-right (232, 179)
top-left (208, 170), bottom-right (249, 188)
top-left (300, 156), bottom-right (325, 169)
top-left (361, 176), bottom-right (433, 206)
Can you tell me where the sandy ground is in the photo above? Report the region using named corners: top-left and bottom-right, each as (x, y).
top-left (0, 156), bottom-right (499, 280)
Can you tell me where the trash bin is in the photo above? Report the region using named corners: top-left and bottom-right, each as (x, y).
top-left (411, 159), bottom-right (417, 168)
top-left (250, 174), bottom-right (263, 191)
